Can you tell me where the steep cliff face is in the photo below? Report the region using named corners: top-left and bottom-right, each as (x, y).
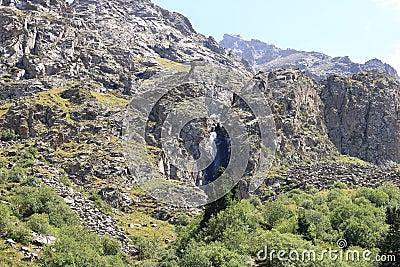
top-left (321, 72), bottom-right (400, 165)
top-left (265, 69), bottom-right (337, 164)
top-left (220, 34), bottom-right (400, 81)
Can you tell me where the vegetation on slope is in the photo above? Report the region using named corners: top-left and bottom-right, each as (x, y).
top-left (0, 143), bottom-right (128, 266)
top-left (131, 183), bottom-right (400, 267)
top-left (0, 141), bottom-right (400, 266)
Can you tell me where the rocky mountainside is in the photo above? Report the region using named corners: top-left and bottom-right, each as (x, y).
top-left (0, 0), bottom-right (249, 99)
top-left (220, 34), bottom-right (400, 81)
top-left (1, 0), bottom-right (400, 263)
top-left (0, 0), bottom-right (251, 257)
top-left (0, 0), bottom-right (399, 203)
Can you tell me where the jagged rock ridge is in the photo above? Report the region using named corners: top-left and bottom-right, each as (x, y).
top-left (220, 34), bottom-right (400, 81)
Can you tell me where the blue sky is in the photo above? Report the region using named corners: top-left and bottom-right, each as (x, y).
top-left (152, 0), bottom-right (400, 73)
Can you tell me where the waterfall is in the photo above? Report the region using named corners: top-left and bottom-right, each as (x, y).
top-left (204, 124), bottom-right (230, 183)
top-left (209, 127), bottom-right (217, 158)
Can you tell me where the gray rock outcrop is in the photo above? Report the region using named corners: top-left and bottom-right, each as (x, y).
top-left (265, 69), bottom-right (337, 164)
top-left (321, 72), bottom-right (400, 165)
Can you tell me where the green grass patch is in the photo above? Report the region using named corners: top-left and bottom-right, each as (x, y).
top-left (90, 91), bottom-right (129, 108)
top-left (53, 141), bottom-right (91, 158)
top-left (30, 86), bottom-right (79, 123)
top-left (333, 155), bottom-right (372, 166)
top-left (116, 210), bottom-right (175, 243)
top-left (156, 58), bottom-right (190, 72)
top-left (0, 240), bottom-right (40, 267)
top-left (33, 87), bottom-right (70, 112)
top-left (267, 161), bottom-right (290, 179)
top-left (0, 103), bottom-right (12, 118)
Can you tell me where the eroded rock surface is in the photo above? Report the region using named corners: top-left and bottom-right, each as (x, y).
top-left (321, 72), bottom-right (400, 165)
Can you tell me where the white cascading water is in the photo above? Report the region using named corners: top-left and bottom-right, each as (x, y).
top-left (209, 127), bottom-right (217, 159)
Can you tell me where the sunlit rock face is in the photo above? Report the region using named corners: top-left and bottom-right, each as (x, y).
top-left (321, 72), bottom-right (400, 165)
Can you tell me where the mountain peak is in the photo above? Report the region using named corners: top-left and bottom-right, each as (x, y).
top-left (220, 34), bottom-right (399, 81)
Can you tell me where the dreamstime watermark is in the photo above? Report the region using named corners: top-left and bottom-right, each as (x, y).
top-left (257, 239), bottom-right (396, 263)
top-left (122, 62), bottom-right (277, 207)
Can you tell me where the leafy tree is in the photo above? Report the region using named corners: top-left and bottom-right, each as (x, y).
top-left (175, 214), bottom-right (190, 226)
top-left (356, 187), bottom-right (389, 207)
top-left (380, 207), bottom-right (400, 267)
top-left (200, 168), bottom-right (238, 228)
top-left (379, 183), bottom-right (400, 206)
top-left (102, 236), bottom-right (122, 256)
top-left (204, 200), bottom-right (258, 242)
top-left (327, 188), bottom-right (347, 204)
top-left (297, 211), bottom-right (314, 242)
top-left (179, 242), bottom-right (212, 267)
top-left (47, 200), bottom-right (79, 227)
top-left (133, 236), bottom-right (166, 261)
top-left (263, 201), bottom-right (295, 229)
top-left (179, 241), bottom-right (248, 267)
top-left (331, 200), bottom-right (387, 247)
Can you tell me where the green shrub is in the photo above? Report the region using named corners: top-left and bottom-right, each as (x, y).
top-left (21, 176), bottom-right (40, 187)
top-left (327, 188), bottom-right (347, 205)
top-left (0, 204), bottom-right (12, 236)
top-left (0, 168), bottom-right (8, 184)
top-left (102, 236), bottom-right (122, 256)
top-left (0, 157), bottom-right (7, 168)
top-left (43, 226), bottom-right (126, 267)
top-left (379, 183), bottom-right (400, 206)
top-left (7, 166), bottom-right (26, 183)
top-left (133, 236), bottom-right (166, 261)
top-left (27, 146), bottom-right (38, 158)
top-left (28, 213), bottom-right (51, 235)
top-left (8, 224), bottom-right (32, 245)
top-left (263, 201), bottom-right (295, 229)
top-left (204, 200), bottom-right (258, 243)
top-left (175, 214), bottom-right (190, 226)
top-left (179, 241), bottom-right (248, 267)
top-left (356, 187), bottom-right (390, 207)
top-left (330, 201), bottom-right (387, 247)
top-left (18, 158), bottom-right (34, 168)
top-left (179, 242), bottom-right (212, 267)
top-left (333, 182), bottom-right (348, 189)
top-left (0, 129), bottom-right (17, 141)
top-left (89, 190), bottom-right (113, 216)
top-left (11, 186), bottom-right (79, 227)
top-left (249, 196), bottom-right (262, 207)
top-left (136, 262), bottom-right (161, 267)
top-left (47, 200), bottom-right (79, 227)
